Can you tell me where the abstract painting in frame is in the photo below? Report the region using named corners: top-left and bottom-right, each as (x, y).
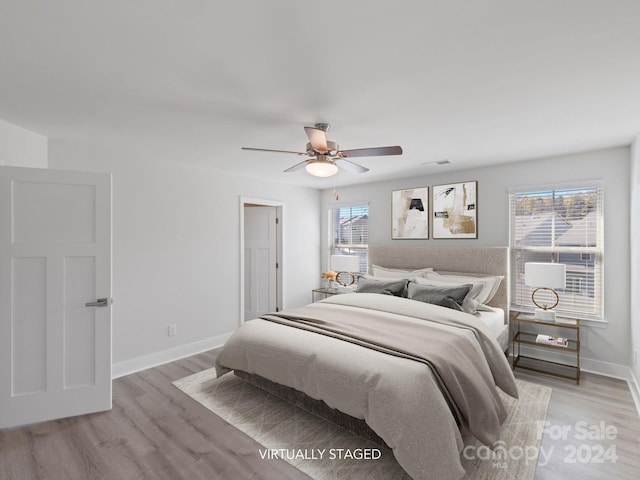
top-left (392, 187), bottom-right (429, 239)
top-left (432, 181), bottom-right (477, 239)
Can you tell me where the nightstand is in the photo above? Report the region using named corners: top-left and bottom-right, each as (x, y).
top-left (512, 311), bottom-right (581, 384)
top-left (311, 288), bottom-right (341, 302)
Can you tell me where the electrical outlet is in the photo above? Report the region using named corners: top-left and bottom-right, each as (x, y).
top-left (168, 324), bottom-right (177, 336)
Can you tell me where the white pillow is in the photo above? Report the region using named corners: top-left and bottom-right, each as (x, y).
top-left (413, 277), bottom-right (483, 314)
top-left (371, 264), bottom-right (433, 279)
top-left (423, 271), bottom-right (503, 305)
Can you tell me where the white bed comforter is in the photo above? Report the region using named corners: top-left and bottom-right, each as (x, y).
top-left (215, 293), bottom-right (518, 480)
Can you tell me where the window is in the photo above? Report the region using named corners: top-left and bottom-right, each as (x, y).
top-left (509, 184), bottom-right (604, 319)
top-left (328, 204), bottom-right (368, 273)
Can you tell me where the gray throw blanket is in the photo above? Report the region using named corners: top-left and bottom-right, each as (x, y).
top-left (262, 297), bottom-right (517, 446)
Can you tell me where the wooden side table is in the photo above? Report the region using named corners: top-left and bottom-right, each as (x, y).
top-left (512, 311), bottom-right (581, 384)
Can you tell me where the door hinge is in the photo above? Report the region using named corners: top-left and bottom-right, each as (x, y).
top-left (275, 217), bottom-right (279, 224)
top-left (276, 306), bottom-right (280, 312)
top-left (276, 262), bottom-right (279, 269)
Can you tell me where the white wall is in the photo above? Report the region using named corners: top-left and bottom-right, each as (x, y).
top-left (49, 140), bottom-right (320, 374)
top-left (0, 118), bottom-right (48, 168)
top-left (321, 147), bottom-right (631, 369)
top-left (630, 136), bottom-right (640, 390)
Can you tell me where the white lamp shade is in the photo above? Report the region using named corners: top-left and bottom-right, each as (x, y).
top-left (524, 262), bottom-right (566, 289)
top-left (330, 255), bottom-right (361, 273)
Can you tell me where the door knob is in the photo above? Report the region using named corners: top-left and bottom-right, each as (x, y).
top-left (85, 297), bottom-right (111, 307)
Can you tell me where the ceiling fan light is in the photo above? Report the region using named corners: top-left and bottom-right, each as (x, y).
top-left (305, 160), bottom-right (338, 177)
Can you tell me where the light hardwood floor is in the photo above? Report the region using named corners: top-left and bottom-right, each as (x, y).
top-left (514, 369), bottom-right (640, 480)
top-left (1, 349), bottom-right (639, 480)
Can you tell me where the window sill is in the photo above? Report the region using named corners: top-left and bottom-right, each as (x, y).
top-left (509, 306), bottom-right (608, 328)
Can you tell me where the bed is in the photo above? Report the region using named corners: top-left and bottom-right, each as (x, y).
top-left (215, 246), bottom-right (517, 480)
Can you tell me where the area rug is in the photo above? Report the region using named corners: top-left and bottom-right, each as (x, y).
top-left (173, 368), bottom-right (551, 480)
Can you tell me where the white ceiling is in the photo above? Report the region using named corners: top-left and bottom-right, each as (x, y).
top-left (1, 0), bottom-right (639, 188)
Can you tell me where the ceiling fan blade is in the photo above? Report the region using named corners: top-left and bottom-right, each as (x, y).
top-left (335, 159), bottom-right (369, 174)
top-left (304, 126), bottom-right (329, 153)
top-left (337, 146), bottom-right (403, 158)
top-left (283, 159), bottom-right (310, 173)
top-left (242, 147), bottom-right (307, 155)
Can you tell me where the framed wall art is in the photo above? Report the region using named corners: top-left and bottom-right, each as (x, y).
top-left (432, 181), bottom-right (477, 239)
top-left (392, 187), bottom-right (429, 239)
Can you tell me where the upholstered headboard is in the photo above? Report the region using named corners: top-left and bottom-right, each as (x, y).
top-left (368, 245), bottom-right (509, 323)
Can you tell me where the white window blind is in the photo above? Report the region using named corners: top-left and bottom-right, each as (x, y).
top-left (329, 204), bottom-right (368, 273)
top-left (509, 184), bottom-right (604, 319)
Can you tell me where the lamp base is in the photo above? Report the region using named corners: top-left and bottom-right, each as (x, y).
top-left (534, 308), bottom-right (556, 322)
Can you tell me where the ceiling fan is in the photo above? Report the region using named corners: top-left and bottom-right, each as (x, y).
top-left (241, 123), bottom-right (403, 177)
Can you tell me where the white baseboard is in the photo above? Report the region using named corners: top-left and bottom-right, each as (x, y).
top-left (111, 332), bottom-right (233, 379)
top-left (628, 370), bottom-right (640, 419)
top-left (579, 356), bottom-right (632, 380)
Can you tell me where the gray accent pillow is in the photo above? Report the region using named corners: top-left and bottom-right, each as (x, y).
top-left (413, 277), bottom-right (483, 314)
top-left (357, 277), bottom-right (408, 297)
top-left (407, 282), bottom-right (472, 311)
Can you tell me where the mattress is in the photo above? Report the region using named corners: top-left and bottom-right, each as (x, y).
top-left (476, 306), bottom-right (509, 351)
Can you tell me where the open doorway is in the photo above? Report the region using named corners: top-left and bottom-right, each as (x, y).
top-left (240, 197), bottom-right (283, 324)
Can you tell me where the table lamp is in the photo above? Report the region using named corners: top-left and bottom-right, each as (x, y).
top-left (330, 255), bottom-right (361, 288)
top-left (524, 262), bottom-right (566, 321)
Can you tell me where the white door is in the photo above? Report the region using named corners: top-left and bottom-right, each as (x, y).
top-left (0, 166), bottom-right (112, 428)
top-left (244, 206), bottom-right (278, 322)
